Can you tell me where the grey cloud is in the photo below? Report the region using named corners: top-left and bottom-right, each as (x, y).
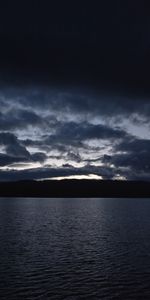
top-left (0, 108), bottom-right (46, 131)
top-left (0, 152), bottom-right (47, 168)
top-left (116, 138), bottom-right (150, 154)
top-left (0, 132), bottom-right (47, 166)
top-left (22, 121), bottom-right (127, 152)
top-left (1, 87), bottom-right (150, 120)
top-left (0, 153), bottom-right (29, 166)
top-left (0, 86), bottom-right (150, 181)
top-left (17, 109), bottom-right (43, 125)
top-left (0, 132), bottom-right (19, 145)
top-left (66, 151), bottom-right (82, 163)
top-left (62, 163), bottom-right (74, 168)
top-left (6, 143), bottom-right (30, 157)
top-left (44, 121), bottom-right (128, 147)
top-left (101, 137), bottom-right (150, 177)
top-left (31, 152), bottom-right (47, 163)
top-left (25, 91), bottom-right (150, 121)
top-left (22, 89), bottom-right (150, 117)
top-left (22, 139), bottom-right (43, 147)
top-left (0, 132), bottom-right (30, 157)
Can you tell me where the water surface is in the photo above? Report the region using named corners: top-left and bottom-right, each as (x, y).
top-left (0, 197), bottom-right (150, 299)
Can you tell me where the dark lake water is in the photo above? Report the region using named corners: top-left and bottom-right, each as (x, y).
top-left (0, 198), bottom-right (150, 299)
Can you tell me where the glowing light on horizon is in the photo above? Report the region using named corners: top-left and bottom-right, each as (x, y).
top-left (38, 174), bottom-right (103, 181)
top-left (113, 174), bottom-right (127, 180)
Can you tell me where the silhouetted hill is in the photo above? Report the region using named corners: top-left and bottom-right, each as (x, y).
top-left (0, 179), bottom-right (150, 197)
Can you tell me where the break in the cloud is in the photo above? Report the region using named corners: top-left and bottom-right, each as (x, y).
top-left (0, 85), bottom-right (150, 181)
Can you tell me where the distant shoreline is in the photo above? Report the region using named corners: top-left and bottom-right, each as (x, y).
top-left (0, 179), bottom-right (150, 198)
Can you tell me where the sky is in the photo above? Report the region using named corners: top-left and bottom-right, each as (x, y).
top-left (0, 1), bottom-right (150, 181)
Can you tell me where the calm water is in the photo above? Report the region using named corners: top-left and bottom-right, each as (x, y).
top-left (0, 198), bottom-right (150, 299)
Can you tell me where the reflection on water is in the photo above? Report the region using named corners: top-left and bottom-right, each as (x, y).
top-left (0, 198), bottom-right (150, 299)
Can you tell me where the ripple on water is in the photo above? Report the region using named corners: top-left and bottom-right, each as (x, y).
top-left (0, 198), bottom-right (150, 299)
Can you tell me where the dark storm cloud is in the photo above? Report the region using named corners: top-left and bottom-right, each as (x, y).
top-left (112, 152), bottom-right (150, 173)
top-left (0, 108), bottom-right (46, 131)
top-left (0, 153), bottom-right (29, 167)
top-left (31, 153), bottom-right (47, 163)
top-left (0, 132), bottom-right (47, 166)
top-left (61, 95), bottom-right (150, 121)
top-left (1, 87), bottom-right (150, 127)
top-left (101, 137), bottom-right (150, 177)
top-left (2, 87), bottom-right (150, 123)
top-left (21, 121), bottom-right (129, 152)
top-left (116, 138), bottom-right (150, 173)
top-left (21, 138), bottom-right (43, 148)
top-left (116, 138), bottom-right (150, 154)
top-left (0, 127), bottom-right (150, 180)
top-left (66, 151), bottom-right (81, 163)
top-left (43, 122), bottom-right (128, 147)
top-left (0, 88), bottom-right (150, 181)
top-left (0, 152), bottom-right (47, 168)
top-left (0, 132), bottom-right (30, 157)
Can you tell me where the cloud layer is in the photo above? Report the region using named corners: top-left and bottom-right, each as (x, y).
top-left (0, 85), bottom-right (150, 181)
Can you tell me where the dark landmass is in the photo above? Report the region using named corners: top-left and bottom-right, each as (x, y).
top-left (0, 180), bottom-right (150, 198)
